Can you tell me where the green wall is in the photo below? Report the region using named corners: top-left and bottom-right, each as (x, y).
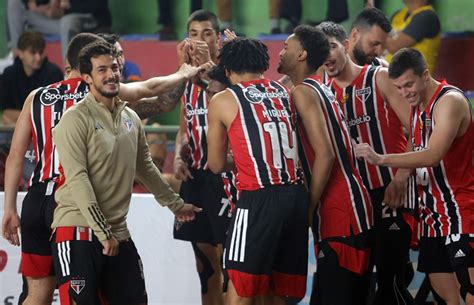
top-left (108, 0), bottom-right (474, 38)
top-left (432, 0), bottom-right (474, 32)
top-left (0, 0), bottom-right (7, 57)
top-left (1, 0), bottom-right (474, 58)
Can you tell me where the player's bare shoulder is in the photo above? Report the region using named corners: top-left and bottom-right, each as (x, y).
top-left (209, 89), bottom-right (238, 122)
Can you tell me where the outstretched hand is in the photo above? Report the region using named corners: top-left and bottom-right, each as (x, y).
top-left (353, 142), bottom-right (382, 165)
top-left (223, 29), bottom-right (237, 43)
top-left (384, 178), bottom-right (408, 209)
top-left (177, 61), bottom-right (215, 80)
top-left (175, 203), bottom-right (202, 223)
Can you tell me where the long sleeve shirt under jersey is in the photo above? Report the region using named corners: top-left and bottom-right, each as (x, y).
top-left (52, 92), bottom-right (184, 241)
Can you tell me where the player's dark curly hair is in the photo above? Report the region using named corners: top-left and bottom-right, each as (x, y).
top-left (208, 66), bottom-right (231, 87)
top-left (293, 25), bottom-right (330, 70)
top-left (217, 37), bottom-right (269, 74)
top-left (78, 41), bottom-right (118, 75)
top-left (316, 21), bottom-right (347, 43)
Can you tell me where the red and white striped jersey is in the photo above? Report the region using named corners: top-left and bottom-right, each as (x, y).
top-left (227, 78), bottom-right (302, 191)
top-left (329, 65), bottom-right (407, 190)
top-left (30, 77), bottom-right (88, 186)
top-left (182, 80), bottom-right (209, 170)
top-left (298, 75), bottom-right (372, 240)
top-left (222, 170), bottom-right (238, 215)
top-left (411, 81), bottom-right (474, 237)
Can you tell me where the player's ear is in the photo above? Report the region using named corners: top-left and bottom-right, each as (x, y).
top-left (343, 39), bottom-right (350, 51)
top-left (349, 28), bottom-right (359, 43)
top-left (422, 69), bottom-right (430, 82)
top-left (298, 49), bottom-right (308, 62)
top-left (82, 73), bottom-right (93, 85)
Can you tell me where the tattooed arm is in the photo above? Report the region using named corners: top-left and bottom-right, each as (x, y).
top-left (128, 81), bottom-right (186, 119)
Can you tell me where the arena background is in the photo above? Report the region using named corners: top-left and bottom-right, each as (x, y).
top-left (0, 0), bottom-right (473, 303)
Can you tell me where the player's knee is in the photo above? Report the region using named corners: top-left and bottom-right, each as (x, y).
top-left (192, 243), bottom-right (216, 293)
top-left (24, 288), bottom-right (54, 305)
top-left (455, 268), bottom-right (474, 303)
top-left (24, 277), bottom-right (55, 304)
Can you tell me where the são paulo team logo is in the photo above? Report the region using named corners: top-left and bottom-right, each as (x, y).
top-left (70, 279), bottom-right (86, 294)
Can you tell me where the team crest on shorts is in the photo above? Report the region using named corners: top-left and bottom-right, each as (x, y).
top-left (70, 278), bottom-right (86, 294)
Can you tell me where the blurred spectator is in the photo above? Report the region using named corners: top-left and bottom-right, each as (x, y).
top-left (216, 0), bottom-right (232, 30)
top-left (157, 0), bottom-right (202, 40)
top-left (385, 0), bottom-right (441, 72)
top-left (269, 0), bottom-right (302, 34)
top-left (327, 0), bottom-right (349, 23)
top-left (98, 33), bottom-right (142, 82)
top-left (134, 123), bottom-right (181, 193)
top-left (7, 0), bottom-right (111, 59)
top-left (0, 30), bottom-right (63, 125)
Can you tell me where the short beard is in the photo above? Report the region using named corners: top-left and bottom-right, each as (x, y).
top-left (352, 41), bottom-right (370, 66)
top-left (98, 86), bottom-right (119, 98)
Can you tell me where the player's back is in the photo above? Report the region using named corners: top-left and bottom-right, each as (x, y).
top-left (226, 78), bottom-right (302, 191)
top-left (30, 77), bottom-right (88, 186)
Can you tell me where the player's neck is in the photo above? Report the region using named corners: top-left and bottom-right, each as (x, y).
top-left (289, 65), bottom-right (314, 85)
top-left (67, 70), bottom-right (82, 79)
top-left (419, 77), bottom-right (441, 111)
top-left (335, 59), bottom-right (361, 87)
top-left (91, 89), bottom-right (116, 111)
top-left (230, 72), bottom-right (263, 84)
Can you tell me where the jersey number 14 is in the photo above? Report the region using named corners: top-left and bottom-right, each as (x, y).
top-left (263, 121), bottom-right (298, 169)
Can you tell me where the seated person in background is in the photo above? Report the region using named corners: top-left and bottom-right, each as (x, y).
top-left (385, 0), bottom-right (441, 72)
top-left (98, 33), bottom-right (142, 82)
top-left (133, 123), bottom-right (181, 193)
top-left (7, 0), bottom-right (112, 59)
top-left (0, 30), bottom-right (63, 125)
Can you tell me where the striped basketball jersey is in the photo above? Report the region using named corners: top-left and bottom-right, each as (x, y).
top-left (222, 170), bottom-right (238, 215)
top-left (298, 75), bottom-right (372, 240)
top-left (227, 78), bottom-right (302, 191)
top-left (182, 80), bottom-right (209, 170)
top-left (30, 77), bottom-right (88, 185)
top-left (329, 64), bottom-right (407, 190)
top-left (411, 81), bottom-right (474, 237)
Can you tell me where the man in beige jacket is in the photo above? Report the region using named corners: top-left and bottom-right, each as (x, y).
top-left (52, 40), bottom-right (201, 305)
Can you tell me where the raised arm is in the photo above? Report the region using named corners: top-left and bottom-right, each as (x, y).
top-left (127, 81), bottom-right (186, 119)
top-left (354, 91), bottom-right (471, 168)
top-left (118, 63), bottom-right (206, 102)
top-left (126, 39), bottom-right (192, 118)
